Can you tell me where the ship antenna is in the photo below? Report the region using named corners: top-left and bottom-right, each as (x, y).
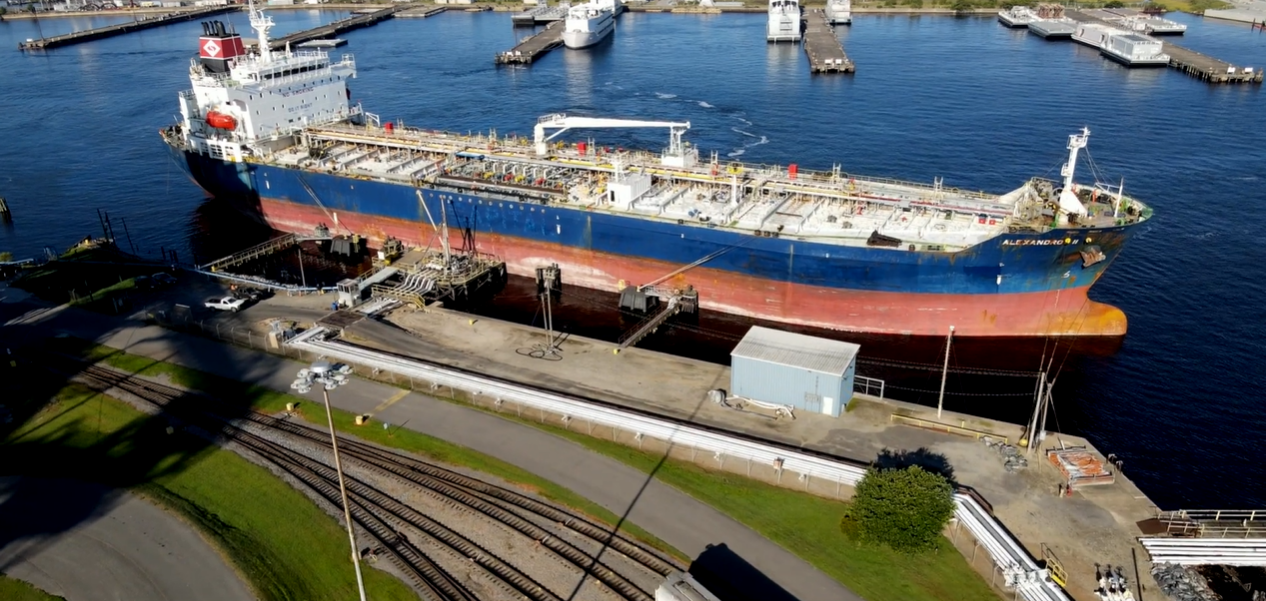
top-left (248, 0), bottom-right (275, 63)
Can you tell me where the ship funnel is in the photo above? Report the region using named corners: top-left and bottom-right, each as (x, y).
top-left (198, 19), bottom-right (246, 74)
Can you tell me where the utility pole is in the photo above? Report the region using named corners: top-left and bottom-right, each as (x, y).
top-left (320, 385), bottom-right (367, 601)
top-left (1028, 371), bottom-right (1046, 452)
top-left (936, 325), bottom-right (954, 419)
top-left (297, 247), bottom-right (307, 288)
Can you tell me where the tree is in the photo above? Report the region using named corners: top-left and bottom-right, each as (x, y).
top-left (950, 0), bottom-right (974, 12)
top-left (1104, 0), bottom-right (1125, 7)
top-left (850, 465), bottom-right (955, 553)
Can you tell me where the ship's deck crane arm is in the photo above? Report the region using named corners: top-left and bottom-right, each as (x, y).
top-left (533, 114), bottom-right (692, 160)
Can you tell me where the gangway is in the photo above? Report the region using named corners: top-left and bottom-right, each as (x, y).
top-left (533, 114), bottom-right (696, 167)
top-left (616, 285), bottom-right (699, 349)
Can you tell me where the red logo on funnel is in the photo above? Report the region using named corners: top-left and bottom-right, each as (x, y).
top-left (201, 38), bottom-right (222, 58)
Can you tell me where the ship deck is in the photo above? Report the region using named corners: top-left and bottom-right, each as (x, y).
top-left (257, 121), bottom-right (1146, 251)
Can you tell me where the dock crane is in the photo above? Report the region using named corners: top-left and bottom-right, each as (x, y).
top-left (532, 114), bottom-right (697, 167)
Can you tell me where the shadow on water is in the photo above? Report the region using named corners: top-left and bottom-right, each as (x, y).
top-left (0, 298), bottom-right (267, 578)
top-left (690, 543), bottom-right (801, 601)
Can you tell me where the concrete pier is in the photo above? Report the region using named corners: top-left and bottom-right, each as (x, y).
top-left (802, 9), bottom-right (855, 74)
top-left (1066, 9), bottom-right (1262, 84)
top-left (397, 6), bottom-right (449, 19)
top-left (268, 4), bottom-right (414, 51)
top-left (17, 6), bottom-right (238, 51)
top-left (511, 5), bottom-right (570, 26)
top-left (495, 21), bottom-right (565, 65)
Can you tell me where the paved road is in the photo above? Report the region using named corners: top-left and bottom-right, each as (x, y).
top-left (0, 287), bottom-right (861, 601)
top-left (0, 476), bottom-right (255, 601)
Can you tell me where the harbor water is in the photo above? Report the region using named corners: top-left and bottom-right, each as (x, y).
top-left (1, 9), bottom-right (1264, 509)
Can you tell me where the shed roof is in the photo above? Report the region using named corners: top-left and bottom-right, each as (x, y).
top-left (730, 326), bottom-right (860, 377)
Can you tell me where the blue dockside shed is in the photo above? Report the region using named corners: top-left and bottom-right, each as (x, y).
top-left (729, 326), bottom-right (860, 418)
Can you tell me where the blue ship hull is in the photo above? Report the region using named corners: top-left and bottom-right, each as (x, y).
top-left (173, 144), bottom-right (1140, 337)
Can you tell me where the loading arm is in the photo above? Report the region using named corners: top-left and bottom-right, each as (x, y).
top-left (533, 113), bottom-right (692, 158)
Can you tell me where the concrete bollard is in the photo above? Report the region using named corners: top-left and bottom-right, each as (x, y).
top-left (354, 414), bottom-right (368, 426)
top-left (285, 402), bottom-right (297, 412)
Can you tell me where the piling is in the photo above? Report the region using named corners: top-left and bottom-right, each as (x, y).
top-left (495, 20), bottom-right (565, 65)
top-left (18, 6), bottom-right (237, 51)
top-left (802, 9), bottom-right (855, 74)
top-left (0, 197), bottom-right (10, 222)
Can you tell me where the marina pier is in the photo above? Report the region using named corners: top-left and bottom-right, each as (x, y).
top-left (17, 6), bottom-right (237, 51)
top-left (511, 5), bottom-right (570, 26)
top-left (1065, 9), bottom-right (1263, 84)
top-left (495, 20), bottom-right (566, 65)
top-left (267, 4), bottom-right (414, 51)
top-left (802, 9), bottom-right (855, 74)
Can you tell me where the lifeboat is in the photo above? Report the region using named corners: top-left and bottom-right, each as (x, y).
top-left (205, 111), bottom-right (237, 130)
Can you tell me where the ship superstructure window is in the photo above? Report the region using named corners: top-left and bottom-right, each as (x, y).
top-left (261, 63), bottom-right (328, 80)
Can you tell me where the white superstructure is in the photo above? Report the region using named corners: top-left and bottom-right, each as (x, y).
top-left (563, 1), bottom-right (615, 49)
top-left (767, 0), bottom-right (801, 42)
top-left (825, 0), bottom-right (850, 25)
top-left (997, 5), bottom-right (1037, 27)
top-left (1073, 23), bottom-right (1169, 67)
top-left (172, 0), bottom-right (358, 163)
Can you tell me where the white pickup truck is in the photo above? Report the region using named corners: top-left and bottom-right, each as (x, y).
top-left (204, 296), bottom-right (247, 312)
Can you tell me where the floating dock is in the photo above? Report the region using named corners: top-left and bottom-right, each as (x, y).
top-left (397, 6), bottom-right (449, 19)
top-left (296, 38), bottom-right (347, 49)
top-left (495, 20), bottom-right (565, 65)
top-left (511, 5), bottom-right (570, 26)
top-left (1065, 9), bottom-right (1261, 84)
top-left (268, 4), bottom-right (411, 51)
top-left (802, 9), bottom-right (855, 74)
top-left (18, 6), bottom-right (237, 51)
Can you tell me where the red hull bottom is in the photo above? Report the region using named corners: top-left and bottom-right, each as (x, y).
top-left (258, 199), bottom-right (1127, 338)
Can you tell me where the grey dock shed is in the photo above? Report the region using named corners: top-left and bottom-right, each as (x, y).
top-left (729, 326), bottom-right (860, 418)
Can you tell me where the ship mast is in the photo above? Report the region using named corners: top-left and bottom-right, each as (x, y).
top-left (1056, 127), bottom-right (1090, 222)
top-left (248, 0), bottom-right (275, 63)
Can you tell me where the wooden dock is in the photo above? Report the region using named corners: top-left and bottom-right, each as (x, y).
top-left (18, 6), bottom-right (237, 51)
top-left (1066, 9), bottom-right (1262, 84)
top-left (802, 9), bottom-right (854, 74)
top-left (495, 20), bottom-right (565, 65)
top-left (269, 4), bottom-right (412, 50)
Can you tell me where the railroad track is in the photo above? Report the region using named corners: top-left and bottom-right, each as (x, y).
top-left (39, 353), bottom-right (681, 601)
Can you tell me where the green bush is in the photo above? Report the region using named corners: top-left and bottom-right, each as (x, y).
top-left (950, 0), bottom-right (975, 11)
top-left (1104, 0), bottom-right (1125, 7)
top-left (851, 466), bottom-right (955, 553)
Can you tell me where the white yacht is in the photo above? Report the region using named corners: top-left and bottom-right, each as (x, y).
top-left (767, 0), bottom-right (801, 42)
top-left (825, 0), bottom-right (851, 25)
top-left (563, 1), bottom-right (615, 49)
top-left (997, 5), bottom-right (1038, 27)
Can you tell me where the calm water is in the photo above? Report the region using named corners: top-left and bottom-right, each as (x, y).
top-left (1, 10), bottom-right (1264, 509)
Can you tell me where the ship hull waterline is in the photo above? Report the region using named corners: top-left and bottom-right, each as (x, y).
top-left (175, 148), bottom-right (1132, 338)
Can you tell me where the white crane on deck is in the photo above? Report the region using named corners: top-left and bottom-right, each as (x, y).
top-left (532, 114), bottom-right (697, 168)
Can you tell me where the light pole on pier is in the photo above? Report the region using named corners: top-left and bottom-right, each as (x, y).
top-left (311, 360), bottom-right (367, 601)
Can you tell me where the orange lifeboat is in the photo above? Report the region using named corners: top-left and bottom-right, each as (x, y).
top-left (206, 111), bottom-right (237, 130)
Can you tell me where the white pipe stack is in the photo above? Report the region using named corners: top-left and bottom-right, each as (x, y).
top-left (1140, 538), bottom-right (1266, 566)
top-left (290, 328), bottom-right (1072, 601)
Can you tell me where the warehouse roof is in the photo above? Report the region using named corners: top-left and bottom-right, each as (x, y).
top-left (730, 326), bottom-right (860, 377)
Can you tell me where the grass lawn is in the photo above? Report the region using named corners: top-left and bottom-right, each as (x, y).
top-left (11, 245), bottom-right (160, 313)
top-left (42, 337), bottom-right (682, 560)
top-left (481, 411), bottom-right (998, 601)
top-left (0, 576), bottom-right (65, 601)
top-left (1, 383), bottom-right (419, 601)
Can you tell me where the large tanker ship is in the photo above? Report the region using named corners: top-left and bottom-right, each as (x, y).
top-left (163, 4), bottom-right (1153, 338)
